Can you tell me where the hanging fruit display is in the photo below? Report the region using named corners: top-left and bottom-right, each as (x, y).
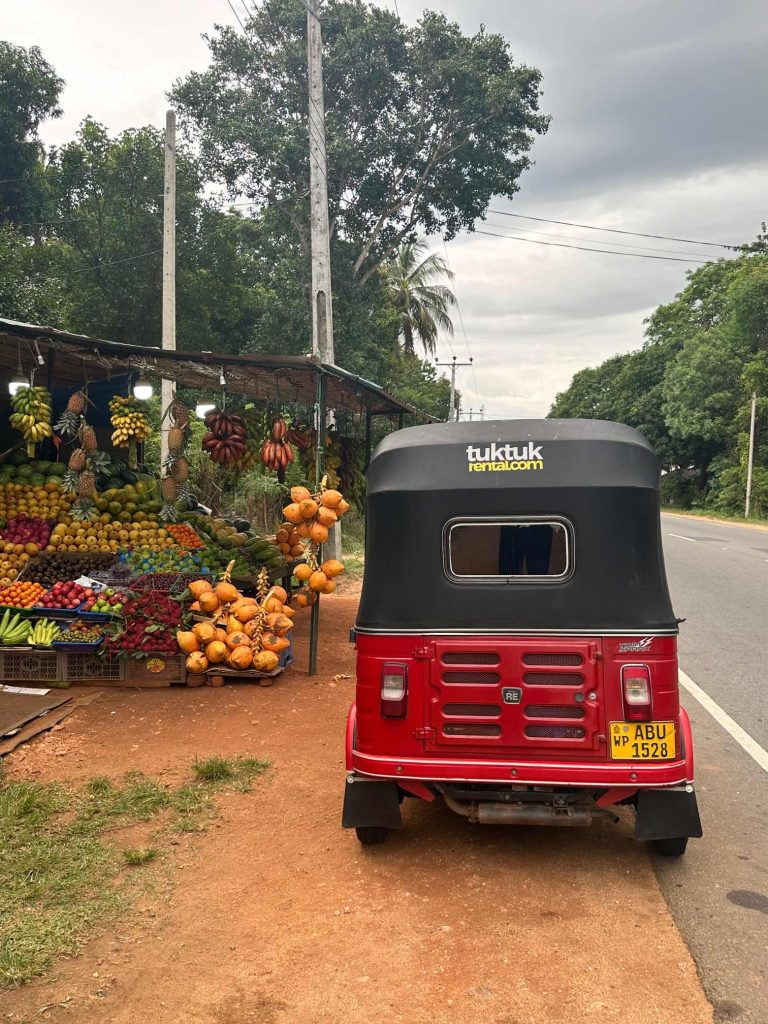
top-left (235, 405), bottom-right (268, 470)
top-left (158, 397), bottom-right (193, 521)
top-left (109, 395), bottom-right (152, 469)
top-left (259, 416), bottom-right (294, 473)
top-left (54, 390), bottom-right (87, 438)
top-left (177, 563), bottom-right (292, 676)
top-left (274, 479), bottom-right (349, 608)
top-left (10, 385), bottom-right (53, 457)
top-left (202, 409), bottom-right (248, 466)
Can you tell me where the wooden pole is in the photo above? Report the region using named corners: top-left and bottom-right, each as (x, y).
top-left (307, 0), bottom-right (334, 364)
top-left (161, 110), bottom-right (176, 467)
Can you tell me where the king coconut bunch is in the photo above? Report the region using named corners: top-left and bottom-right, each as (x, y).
top-left (280, 481), bottom-right (348, 607)
top-left (177, 564), bottom-right (294, 676)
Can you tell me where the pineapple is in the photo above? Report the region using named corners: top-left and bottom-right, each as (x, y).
top-left (68, 448), bottom-right (87, 472)
top-left (80, 424), bottom-right (97, 452)
top-left (88, 450), bottom-right (111, 475)
top-left (168, 425), bottom-right (185, 455)
top-left (67, 391), bottom-right (86, 414)
top-left (171, 399), bottom-right (190, 428)
top-left (169, 455), bottom-right (189, 484)
top-left (160, 476), bottom-right (178, 503)
top-left (71, 498), bottom-right (98, 522)
top-left (78, 471), bottom-right (96, 498)
top-left (159, 503), bottom-right (178, 523)
top-left (61, 469), bottom-right (80, 494)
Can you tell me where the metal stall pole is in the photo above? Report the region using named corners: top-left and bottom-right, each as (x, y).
top-left (364, 408), bottom-right (372, 471)
top-left (308, 371), bottom-right (327, 675)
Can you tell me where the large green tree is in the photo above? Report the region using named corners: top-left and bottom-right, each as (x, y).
top-left (0, 42), bottom-right (63, 225)
top-left (170, 0), bottom-right (548, 284)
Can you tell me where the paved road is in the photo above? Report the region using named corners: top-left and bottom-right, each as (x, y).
top-left (656, 514), bottom-right (768, 1024)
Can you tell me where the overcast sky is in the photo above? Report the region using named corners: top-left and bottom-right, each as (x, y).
top-left (4, 0), bottom-right (767, 417)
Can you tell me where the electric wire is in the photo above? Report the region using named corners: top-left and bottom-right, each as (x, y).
top-left (475, 228), bottom-right (709, 263)
top-left (488, 209), bottom-right (734, 250)
top-left (483, 221), bottom-right (715, 261)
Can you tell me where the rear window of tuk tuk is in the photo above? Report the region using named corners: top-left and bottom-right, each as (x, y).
top-left (443, 517), bottom-right (574, 582)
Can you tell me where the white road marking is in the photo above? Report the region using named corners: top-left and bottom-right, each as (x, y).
top-left (680, 669), bottom-right (768, 776)
top-left (668, 533), bottom-right (697, 542)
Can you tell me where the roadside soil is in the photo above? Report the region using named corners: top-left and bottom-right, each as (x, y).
top-left (1, 584), bottom-right (712, 1024)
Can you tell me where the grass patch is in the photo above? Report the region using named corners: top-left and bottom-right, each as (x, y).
top-left (122, 846), bottom-right (160, 867)
top-left (0, 755), bottom-right (270, 987)
top-left (192, 755), bottom-right (269, 791)
top-left (663, 506), bottom-right (768, 526)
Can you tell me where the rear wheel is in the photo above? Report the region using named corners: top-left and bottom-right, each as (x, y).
top-left (355, 826), bottom-right (390, 845)
top-left (650, 836), bottom-right (689, 857)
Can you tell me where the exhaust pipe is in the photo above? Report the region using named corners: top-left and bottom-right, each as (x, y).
top-left (443, 793), bottom-right (592, 828)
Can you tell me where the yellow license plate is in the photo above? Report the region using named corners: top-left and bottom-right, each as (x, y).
top-left (610, 721), bottom-right (676, 760)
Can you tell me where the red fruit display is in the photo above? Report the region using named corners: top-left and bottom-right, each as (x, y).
top-left (35, 580), bottom-right (89, 610)
top-left (1, 514), bottom-right (52, 550)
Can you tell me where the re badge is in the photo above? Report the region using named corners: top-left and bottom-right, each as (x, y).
top-left (502, 687), bottom-right (522, 704)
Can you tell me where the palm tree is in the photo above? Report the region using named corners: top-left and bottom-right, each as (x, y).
top-left (384, 239), bottom-right (457, 357)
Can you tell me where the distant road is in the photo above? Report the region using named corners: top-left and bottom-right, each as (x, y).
top-left (656, 514), bottom-right (768, 1024)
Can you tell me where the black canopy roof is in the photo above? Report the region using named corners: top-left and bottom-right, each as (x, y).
top-left (356, 419), bottom-right (677, 636)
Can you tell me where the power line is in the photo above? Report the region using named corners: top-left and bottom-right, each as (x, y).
top-left (224, 0), bottom-right (247, 32)
top-left (484, 221), bottom-right (715, 261)
top-left (488, 209), bottom-right (734, 250)
top-left (475, 228), bottom-right (710, 263)
top-left (49, 248), bottom-right (163, 280)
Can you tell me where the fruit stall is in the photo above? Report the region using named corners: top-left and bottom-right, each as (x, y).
top-left (0, 319), bottom-right (433, 690)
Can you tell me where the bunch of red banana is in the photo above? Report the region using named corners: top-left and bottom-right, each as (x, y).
top-left (286, 423), bottom-right (312, 448)
top-left (260, 417), bottom-right (294, 472)
top-left (202, 410), bottom-right (248, 465)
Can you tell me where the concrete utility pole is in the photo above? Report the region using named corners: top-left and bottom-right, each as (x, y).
top-left (307, 0), bottom-right (334, 364)
top-left (160, 109), bottom-right (176, 468)
top-left (436, 355), bottom-right (473, 423)
top-left (745, 391), bottom-right (758, 518)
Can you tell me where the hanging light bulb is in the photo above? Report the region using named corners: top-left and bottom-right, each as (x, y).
top-left (8, 345), bottom-right (28, 396)
top-left (196, 401), bottom-right (216, 419)
top-left (132, 374), bottom-right (153, 401)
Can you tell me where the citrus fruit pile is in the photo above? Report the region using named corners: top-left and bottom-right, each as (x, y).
top-left (0, 581), bottom-right (47, 608)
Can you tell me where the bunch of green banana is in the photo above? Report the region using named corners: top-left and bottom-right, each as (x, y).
top-left (28, 618), bottom-right (61, 648)
top-left (10, 385), bottom-right (53, 455)
top-left (0, 609), bottom-right (32, 646)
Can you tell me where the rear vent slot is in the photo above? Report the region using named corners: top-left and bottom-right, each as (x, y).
top-left (523, 653), bottom-right (584, 667)
top-left (444, 723), bottom-right (502, 737)
top-left (443, 703), bottom-right (501, 717)
top-left (525, 725), bottom-right (586, 739)
top-left (525, 705), bottom-right (585, 720)
top-left (523, 672), bottom-right (583, 687)
top-left (442, 653), bottom-right (500, 665)
top-left (442, 671), bottom-right (501, 685)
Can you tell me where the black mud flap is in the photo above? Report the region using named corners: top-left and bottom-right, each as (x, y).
top-left (634, 788), bottom-right (703, 841)
top-left (342, 776), bottom-right (403, 830)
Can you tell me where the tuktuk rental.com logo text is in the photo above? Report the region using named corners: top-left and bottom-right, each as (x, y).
top-left (466, 442), bottom-right (544, 473)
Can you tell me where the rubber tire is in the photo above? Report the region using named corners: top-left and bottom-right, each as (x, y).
top-left (650, 836), bottom-right (689, 857)
top-left (355, 826), bottom-right (390, 845)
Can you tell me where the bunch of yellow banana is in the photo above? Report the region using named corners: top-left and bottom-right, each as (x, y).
top-left (109, 395), bottom-right (152, 446)
top-left (10, 385), bottom-right (53, 454)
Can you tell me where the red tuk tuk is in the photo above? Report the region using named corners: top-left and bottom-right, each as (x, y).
top-left (343, 419), bottom-right (702, 856)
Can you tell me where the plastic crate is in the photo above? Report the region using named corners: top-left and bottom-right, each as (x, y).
top-left (0, 649), bottom-right (62, 682)
top-left (64, 652), bottom-right (124, 682)
top-left (32, 603), bottom-right (84, 619)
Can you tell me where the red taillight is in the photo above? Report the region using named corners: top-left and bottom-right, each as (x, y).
top-left (381, 663), bottom-right (408, 718)
top-left (622, 664), bottom-right (652, 722)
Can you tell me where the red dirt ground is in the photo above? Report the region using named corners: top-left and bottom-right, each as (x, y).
top-left (1, 585), bottom-right (712, 1024)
